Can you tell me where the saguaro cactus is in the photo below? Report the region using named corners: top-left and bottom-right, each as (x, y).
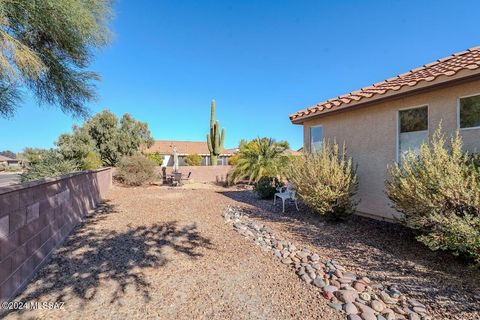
top-left (207, 99), bottom-right (225, 166)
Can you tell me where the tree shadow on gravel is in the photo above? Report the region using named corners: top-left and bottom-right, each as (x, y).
top-left (219, 190), bottom-right (480, 317)
top-left (12, 201), bottom-right (212, 310)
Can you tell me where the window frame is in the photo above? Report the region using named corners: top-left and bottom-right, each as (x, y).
top-left (396, 104), bottom-right (429, 162)
top-left (309, 125), bottom-right (324, 153)
top-left (457, 93), bottom-right (480, 131)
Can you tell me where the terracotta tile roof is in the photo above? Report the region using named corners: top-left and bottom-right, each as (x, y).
top-left (290, 46), bottom-right (480, 122)
top-left (0, 155), bottom-right (14, 161)
top-left (144, 140), bottom-right (235, 155)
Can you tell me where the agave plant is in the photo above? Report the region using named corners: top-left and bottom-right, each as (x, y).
top-left (230, 137), bottom-right (290, 183)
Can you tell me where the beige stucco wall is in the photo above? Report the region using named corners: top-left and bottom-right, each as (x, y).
top-left (302, 80), bottom-right (480, 220)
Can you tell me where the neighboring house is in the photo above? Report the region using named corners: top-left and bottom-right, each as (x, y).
top-left (144, 140), bottom-right (235, 166)
top-left (0, 155), bottom-right (20, 167)
top-left (290, 47), bottom-right (480, 220)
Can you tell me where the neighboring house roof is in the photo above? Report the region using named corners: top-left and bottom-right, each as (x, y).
top-left (144, 140), bottom-right (235, 155)
top-left (290, 46), bottom-right (480, 123)
top-left (284, 149), bottom-right (302, 156)
top-left (0, 155), bottom-right (14, 161)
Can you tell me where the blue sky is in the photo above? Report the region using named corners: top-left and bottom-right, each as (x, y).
top-left (1, 0), bottom-right (479, 153)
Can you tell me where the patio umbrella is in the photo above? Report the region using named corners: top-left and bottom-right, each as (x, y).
top-left (173, 146), bottom-right (179, 173)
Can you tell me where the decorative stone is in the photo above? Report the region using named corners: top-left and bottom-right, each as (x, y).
top-left (313, 277), bottom-right (326, 288)
top-left (301, 274), bottom-right (312, 283)
top-left (329, 303), bottom-right (342, 311)
top-left (323, 285), bottom-right (338, 293)
top-left (408, 313), bottom-right (420, 320)
top-left (335, 290), bottom-right (359, 303)
top-left (377, 315), bottom-right (387, 320)
top-left (359, 293), bottom-right (371, 302)
top-left (330, 280), bottom-right (341, 288)
top-left (408, 299), bottom-right (425, 309)
top-left (371, 299), bottom-right (385, 312)
top-left (353, 281), bottom-right (366, 292)
top-left (360, 311), bottom-right (377, 320)
top-left (379, 291), bottom-right (397, 304)
top-left (281, 257), bottom-right (293, 265)
top-left (323, 291), bottom-right (335, 300)
top-left (310, 253), bottom-right (320, 261)
top-left (343, 302), bottom-right (359, 315)
top-left (354, 302), bottom-right (376, 315)
top-left (348, 315), bottom-right (362, 320)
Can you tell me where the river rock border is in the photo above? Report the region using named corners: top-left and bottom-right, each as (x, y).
top-left (223, 206), bottom-right (431, 320)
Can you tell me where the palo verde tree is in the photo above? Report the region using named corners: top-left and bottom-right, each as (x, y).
top-left (57, 110), bottom-right (154, 167)
top-left (206, 99), bottom-right (225, 166)
top-left (0, 0), bottom-right (112, 118)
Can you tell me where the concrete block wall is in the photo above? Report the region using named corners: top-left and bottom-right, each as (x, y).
top-left (162, 165), bottom-right (232, 183)
top-left (0, 168), bottom-right (112, 302)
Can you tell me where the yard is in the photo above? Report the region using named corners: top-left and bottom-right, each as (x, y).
top-left (4, 184), bottom-right (480, 320)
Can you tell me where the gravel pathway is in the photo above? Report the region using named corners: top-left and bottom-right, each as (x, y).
top-left (5, 185), bottom-right (341, 320)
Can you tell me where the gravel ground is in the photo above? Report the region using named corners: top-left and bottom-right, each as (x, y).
top-left (220, 190), bottom-right (480, 320)
top-left (5, 185), bottom-right (341, 320)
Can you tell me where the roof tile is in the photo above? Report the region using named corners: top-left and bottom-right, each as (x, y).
top-left (290, 46), bottom-right (480, 121)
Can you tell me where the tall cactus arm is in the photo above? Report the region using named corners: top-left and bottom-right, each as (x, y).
top-left (219, 128), bottom-right (225, 154)
top-left (210, 100), bottom-right (216, 128)
top-left (207, 133), bottom-right (213, 152)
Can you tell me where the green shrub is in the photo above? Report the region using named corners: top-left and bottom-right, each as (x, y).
top-left (287, 140), bottom-right (358, 220)
top-left (82, 151), bottom-right (102, 170)
top-left (185, 153), bottom-right (202, 166)
top-left (20, 150), bottom-right (79, 182)
top-left (145, 152), bottom-right (164, 166)
top-left (254, 176), bottom-right (283, 199)
top-left (115, 155), bottom-right (156, 186)
top-left (386, 128), bottom-right (480, 264)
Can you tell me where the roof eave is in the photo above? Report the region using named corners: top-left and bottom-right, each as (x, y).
top-left (290, 69), bottom-right (480, 124)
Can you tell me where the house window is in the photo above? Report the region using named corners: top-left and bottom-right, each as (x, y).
top-left (310, 125), bottom-right (323, 152)
top-left (398, 106), bottom-right (428, 160)
top-left (459, 94), bottom-right (480, 129)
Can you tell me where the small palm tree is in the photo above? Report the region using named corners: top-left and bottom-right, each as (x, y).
top-left (230, 138), bottom-right (290, 183)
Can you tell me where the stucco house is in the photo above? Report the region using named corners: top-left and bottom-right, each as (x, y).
top-left (144, 140), bottom-right (235, 166)
top-left (290, 47), bottom-right (480, 220)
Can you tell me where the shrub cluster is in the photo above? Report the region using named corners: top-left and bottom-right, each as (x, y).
top-left (20, 150), bottom-right (79, 182)
top-left (254, 176), bottom-right (283, 199)
top-left (386, 129), bottom-right (480, 264)
top-left (145, 152), bottom-right (164, 166)
top-left (115, 155), bottom-right (156, 186)
top-left (287, 140), bottom-right (358, 220)
top-left (185, 153), bottom-right (202, 166)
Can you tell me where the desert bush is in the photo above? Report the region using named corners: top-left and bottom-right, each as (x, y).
top-left (386, 128), bottom-right (480, 264)
top-left (115, 155), bottom-right (156, 186)
top-left (20, 150), bottom-right (79, 182)
top-left (82, 151), bottom-right (102, 170)
top-left (145, 152), bottom-right (164, 166)
top-left (254, 176), bottom-right (283, 199)
top-left (185, 153), bottom-right (202, 166)
top-left (287, 140), bottom-right (358, 220)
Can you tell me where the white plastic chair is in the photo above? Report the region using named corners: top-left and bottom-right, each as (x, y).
top-left (274, 183), bottom-right (299, 213)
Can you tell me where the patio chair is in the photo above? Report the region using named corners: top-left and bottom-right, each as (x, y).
top-left (273, 183), bottom-right (299, 213)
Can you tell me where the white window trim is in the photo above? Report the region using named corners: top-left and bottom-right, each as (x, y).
top-left (309, 125), bottom-right (323, 153)
top-left (396, 104), bottom-right (429, 162)
top-left (457, 93), bottom-right (480, 131)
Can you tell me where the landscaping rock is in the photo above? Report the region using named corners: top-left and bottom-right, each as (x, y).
top-left (313, 277), bottom-right (326, 288)
top-left (223, 205), bottom-right (432, 320)
top-left (335, 289), bottom-right (359, 303)
top-left (371, 299), bottom-right (385, 312)
top-left (344, 302), bottom-right (359, 315)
